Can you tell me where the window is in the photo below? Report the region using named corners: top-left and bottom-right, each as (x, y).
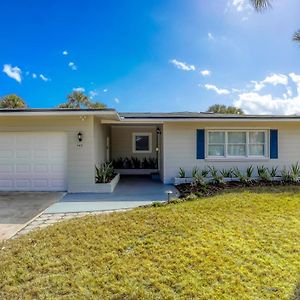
top-left (133, 133), bottom-right (152, 153)
top-left (207, 130), bottom-right (267, 159)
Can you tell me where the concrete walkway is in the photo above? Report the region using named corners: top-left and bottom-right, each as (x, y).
top-left (46, 176), bottom-right (179, 213)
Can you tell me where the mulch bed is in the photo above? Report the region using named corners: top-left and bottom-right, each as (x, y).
top-left (176, 180), bottom-right (300, 198)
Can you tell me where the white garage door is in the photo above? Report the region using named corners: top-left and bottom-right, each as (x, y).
top-left (0, 132), bottom-right (67, 191)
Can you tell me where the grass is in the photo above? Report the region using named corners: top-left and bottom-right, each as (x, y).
top-left (1, 186), bottom-right (300, 299)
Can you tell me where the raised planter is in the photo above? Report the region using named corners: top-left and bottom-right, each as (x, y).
top-left (114, 169), bottom-right (158, 175)
top-left (94, 173), bottom-right (120, 193)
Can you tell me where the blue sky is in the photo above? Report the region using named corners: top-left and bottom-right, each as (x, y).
top-left (1, 0), bottom-right (299, 114)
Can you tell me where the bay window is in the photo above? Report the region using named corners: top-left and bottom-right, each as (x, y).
top-left (207, 130), bottom-right (267, 158)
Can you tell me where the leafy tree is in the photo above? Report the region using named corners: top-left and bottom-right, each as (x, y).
top-left (89, 101), bottom-right (107, 109)
top-left (207, 104), bottom-right (244, 115)
top-left (251, 0), bottom-right (300, 42)
top-left (0, 94), bottom-right (27, 108)
top-left (57, 91), bottom-right (106, 109)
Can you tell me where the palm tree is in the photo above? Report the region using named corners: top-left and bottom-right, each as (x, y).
top-left (67, 91), bottom-right (90, 108)
top-left (250, 0), bottom-right (299, 42)
top-left (0, 94), bottom-right (27, 108)
top-left (57, 91), bottom-right (106, 109)
top-left (207, 104), bottom-right (244, 115)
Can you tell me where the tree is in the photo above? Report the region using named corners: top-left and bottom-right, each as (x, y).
top-left (0, 94), bottom-right (27, 108)
top-left (67, 91), bottom-right (90, 108)
top-left (89, 101), bottom-right (107, 109)
top-left (250, 0), bottom-right (300, 42)
top-left (207, 104), bottom-right (244, 115)
top-left (57, 91), bottom-right (106, 109)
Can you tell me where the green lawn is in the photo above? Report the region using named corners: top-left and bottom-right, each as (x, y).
top-left (1, 186), bottom-right (300, 299)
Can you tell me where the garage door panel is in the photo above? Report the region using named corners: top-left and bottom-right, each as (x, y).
top-left (16, 164), bottom-right (31, 173)
top-left (16, 149), bottom-right (31, 159)
top-left (15, 179), bottom-right (31, 188)
top-left (0, 164), bottom-right (14, 173)
top-left (0, 150), bottom-right (14, 159)
top-left (0, 132), bottom-right (67, 191)
top-left (0, 179), bottom-right (13, 188)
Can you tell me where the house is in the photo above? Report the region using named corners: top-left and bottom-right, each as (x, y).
top-left (0, 108), bottom-right (298, 192)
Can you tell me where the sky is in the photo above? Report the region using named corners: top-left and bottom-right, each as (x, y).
top-left (0, 0), bottom-right (300, 114)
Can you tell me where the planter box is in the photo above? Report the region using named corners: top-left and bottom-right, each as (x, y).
top-left (174, 177), bottom-right (193, 185)
top-left (94, 173), bottom-right (120, 193)
top-left (114, 169), bottom-right (158, 175)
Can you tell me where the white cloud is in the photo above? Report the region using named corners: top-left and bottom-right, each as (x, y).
top-left (170, 59), bottom-right (196, 71)
top-left (3, 64), bottom-right (22, 83)
top-left (251, 73), bottom-right (289, 91)
top-left (208, 32), bottom-right (214, 40)
top-left (68, 62), bottom-right (77, 70)
top-left (200, 70), bottom-right (211, 76)
top-left (103, 88), bottom-right (108, 92)
top-left (114, 98), bottom-right (120, 104)
top-left (39, 74), bottom-right (49, 82)
top-left (230, 0), bottom-right (251, 12)
top-left (89, 90), bottom-right (98, 99)
top-left (73, 87), bottom-right (85, 92)
top-left (204, 84), bottom-right (230, 95)
top-left (62, 50), bottom-right (68, 56)
top-left (234, 72), bottom-right (300, 115)
top-left (32, 73), bottom-right (37, 79)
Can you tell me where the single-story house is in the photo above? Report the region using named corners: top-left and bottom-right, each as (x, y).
top-left (0, 108), bottom-right (299, 192)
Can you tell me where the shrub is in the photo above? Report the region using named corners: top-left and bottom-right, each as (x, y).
top-left (268, 166), bottom-right (278, 178)
top-left (257, 166), bottom-right (271, 182)
top-left (131, 157), bottom-right (141, 169)
top-left (246, 165), bottom-right (254, 179)
top-left (208, 166), bottom-right (224, 184)
top-left (233, 167), bottom-right (250, 184)
top-left (220, 168), bottom-right (232, 178)
top-left (281, 167), bottom-right (293, 182)
top-left (192, 166), bottom-right (199, 178)
top-left (201, 169), bottom-right (209, 178)
top-left (178, 167), bottom-right (186, 178)
top-left (95, 162), bottom-right (115, 183)
top-left (290, 162), bottom-right (300, 182)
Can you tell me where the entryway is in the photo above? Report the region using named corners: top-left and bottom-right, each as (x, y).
top-left (45, 176), bottom-right (179, 213)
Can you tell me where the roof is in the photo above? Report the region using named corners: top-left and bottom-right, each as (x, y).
top-left (119, 112), bottom-right (300, 120)
top-left (1, 109), bottom-right (300, 121)
top-left (0, 108), bottom-right (116, 112)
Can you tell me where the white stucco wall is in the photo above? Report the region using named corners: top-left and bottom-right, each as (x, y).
top-left (163, 121), bottom-right (300, 184)
top-left (0, 115), bottom-right (101, 192)
top-left (94, 118), bottom-right (109, 166)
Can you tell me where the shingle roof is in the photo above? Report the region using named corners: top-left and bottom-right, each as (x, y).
top-left (119, 112), bottom-right (300, 119)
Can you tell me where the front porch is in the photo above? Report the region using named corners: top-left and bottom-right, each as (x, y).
top-left (46, 176), bottom-right (178, 213)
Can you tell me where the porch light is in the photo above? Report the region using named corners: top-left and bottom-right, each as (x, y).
top-left (156, 127), bottom-right (161, 135)
top-left (165, 190), bottom-right (173, 202)
top-left (77, 132), bottom-right (83, 142)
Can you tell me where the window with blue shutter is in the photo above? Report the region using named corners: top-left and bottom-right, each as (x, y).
top-left (196, 129), bottom-right (205, 159)
top-left (270, 129), bottom-right (278, 159)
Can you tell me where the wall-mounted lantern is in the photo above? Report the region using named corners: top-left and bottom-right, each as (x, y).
top-left (77, 132), bottom-right (83, 143)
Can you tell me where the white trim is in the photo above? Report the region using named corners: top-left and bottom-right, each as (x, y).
top-left (205, 129), bottom-right (268, 160)
top-left (132, 132), bottom-right (152, 153)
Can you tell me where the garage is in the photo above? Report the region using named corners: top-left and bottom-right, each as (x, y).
top-left (0, 132), bottom-right (67, 191)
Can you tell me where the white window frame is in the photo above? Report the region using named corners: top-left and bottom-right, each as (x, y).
top-left (132, 132), bottom-right (152, 153)
top-left (206, 130), bottom-right (268, 160)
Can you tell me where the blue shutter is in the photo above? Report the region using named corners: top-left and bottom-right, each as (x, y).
top-left (196, 129), bottom-right (205, 159)
top-left (270, 129), bottom-right (278, 159)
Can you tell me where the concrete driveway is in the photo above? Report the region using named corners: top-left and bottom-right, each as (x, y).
top-left (0, 192), bottom-right (64, 241)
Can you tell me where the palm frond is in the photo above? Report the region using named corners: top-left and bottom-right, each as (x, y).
top-left (293, 30), bottom-right (300, 42)
top-left (250, 0), bottom-right (272, 11)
